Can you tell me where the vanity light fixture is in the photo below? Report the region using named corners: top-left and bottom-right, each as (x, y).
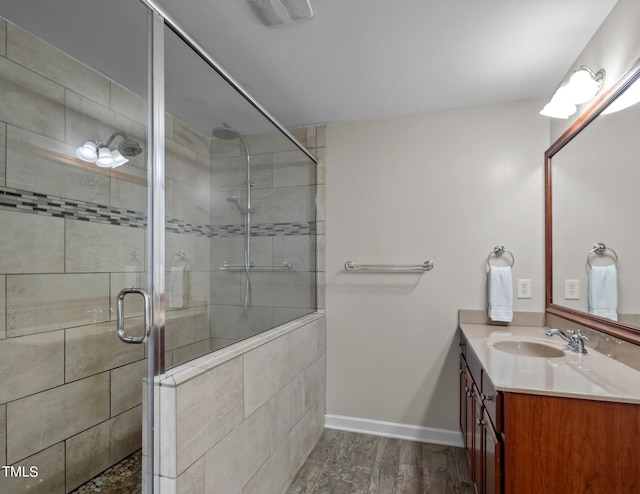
top-left (540, 66), bottom-right (605, 119)
top-left (75, 131), bottom-right (142, 169)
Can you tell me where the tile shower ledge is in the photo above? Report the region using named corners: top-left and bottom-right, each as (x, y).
top-left (460, 322), bottom-right (640, 405)
top-left (157, 311), bottom-right (325, 387)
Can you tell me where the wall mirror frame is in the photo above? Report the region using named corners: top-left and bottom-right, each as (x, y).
top-left (545, 56), bottom-right (640, 345)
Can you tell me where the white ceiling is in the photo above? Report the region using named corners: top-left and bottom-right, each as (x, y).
top-left (0, 0), bottom-right (619, 133)
top-left (153, 0), bottom-right (619, 127)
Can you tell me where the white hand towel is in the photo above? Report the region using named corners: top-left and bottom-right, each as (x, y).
top-left (488, 266), bottom-right (513, 322)
top-left (170, 265), bottom-right (186, 309)
top-left (589, 265), bottom-right (618, 321)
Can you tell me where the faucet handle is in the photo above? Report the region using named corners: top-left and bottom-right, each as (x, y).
top-left (576, 330), bottom-right (589, 341)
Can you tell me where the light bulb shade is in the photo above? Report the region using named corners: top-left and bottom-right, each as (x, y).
top-left (539, 89), bottom-right (577, 119)
top-left (75, 140), bottom-right (98, 162)
top-left (110, 149), bottom-right (129, 168)
top-left (567, 69), bottom-right (601, 104)
top-left (96, 147), bottom-right (115, 167)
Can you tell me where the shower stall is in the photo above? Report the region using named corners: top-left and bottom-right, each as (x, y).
top-left (0, 1), bottom-right (323, 492)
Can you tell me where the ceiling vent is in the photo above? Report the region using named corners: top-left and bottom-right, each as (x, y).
top-left (247, 0), bottom-right (313, 27)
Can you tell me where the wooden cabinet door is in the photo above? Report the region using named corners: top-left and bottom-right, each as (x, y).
top-left (473, 393), bottom-right (484, 492)
top-left (482, 409), bottom-right (502, 494)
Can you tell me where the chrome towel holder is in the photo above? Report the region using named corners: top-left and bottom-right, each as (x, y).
top-left (586, 242), bottom-right (618, 270)
top-left (486, 245), bottom-right (515, 269)
top-left (344, 260), bottom-right (434, 273)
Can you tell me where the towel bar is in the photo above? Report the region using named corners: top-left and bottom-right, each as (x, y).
top-left (344, 261), bottom-right (434, 273)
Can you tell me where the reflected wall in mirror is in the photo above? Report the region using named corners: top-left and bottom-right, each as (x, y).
top-left (546, 57), bottom-right (640, 344)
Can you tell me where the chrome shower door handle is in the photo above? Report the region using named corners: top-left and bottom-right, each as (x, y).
top-left (117, 287), bottom-right (152, 344)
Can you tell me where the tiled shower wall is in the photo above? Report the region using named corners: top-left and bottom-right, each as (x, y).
top-left (0, 18), bottom-right (213, 493)
top-left (0, 16), bottom-right (324, 494)
top-left (155, 313), bottom-right (326, 494)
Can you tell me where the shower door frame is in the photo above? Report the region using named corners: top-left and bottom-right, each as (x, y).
top-left (141, 1), bottom-right (318, 491)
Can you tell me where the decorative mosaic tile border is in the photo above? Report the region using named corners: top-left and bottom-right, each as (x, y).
top-left (0, 185), bottom-right (315, 237)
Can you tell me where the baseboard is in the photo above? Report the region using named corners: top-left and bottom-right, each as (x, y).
top-left (324, 414), bottom-right (463, 448)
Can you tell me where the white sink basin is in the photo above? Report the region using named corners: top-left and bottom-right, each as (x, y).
top-left (491, 340), bottom-right (565, 358)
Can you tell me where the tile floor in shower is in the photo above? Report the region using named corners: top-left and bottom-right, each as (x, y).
top-left (71, 430), bottom-right (472, 493)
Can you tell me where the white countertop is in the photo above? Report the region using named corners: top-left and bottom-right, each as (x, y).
top-left (460, 323), bottom-right (640, 405)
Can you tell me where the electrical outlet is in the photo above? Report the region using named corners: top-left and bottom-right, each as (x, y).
top-left (564, 279), bottom-right (580, 300)
top-left (517, 279), bottom-right (532, 299)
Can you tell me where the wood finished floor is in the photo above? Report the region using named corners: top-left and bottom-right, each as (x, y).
top-left (287, 429), bottom-right (474, 494)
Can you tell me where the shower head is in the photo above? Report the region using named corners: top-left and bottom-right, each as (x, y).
top-left (118, 136), bottom-right (143, 157)
top-left (226, 195), bottom-right (239, 203)
top-left (212, 122), bottom-right (241, 140)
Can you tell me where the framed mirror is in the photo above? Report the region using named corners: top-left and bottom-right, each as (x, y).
top-left (546, 57), bottom-right (640, 345)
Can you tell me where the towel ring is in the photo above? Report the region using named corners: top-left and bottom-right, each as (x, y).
top-left (586, 242), bottom-right (618, 271)
top-left (486, 245), bottom-right (515, 270)
top-left (171, 250), bottom-right (187, 267)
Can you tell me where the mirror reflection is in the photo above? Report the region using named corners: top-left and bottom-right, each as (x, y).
top-left (551, 75), bottom-right (640, 328)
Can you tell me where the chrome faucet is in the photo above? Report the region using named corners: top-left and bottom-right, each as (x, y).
top-left (545, 328), bottom-right (588, 354)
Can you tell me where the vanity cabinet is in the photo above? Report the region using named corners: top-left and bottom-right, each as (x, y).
top-left (460, 332), bottom-right (640, 494)
top-left (460, 338), bottom-right (502, 494)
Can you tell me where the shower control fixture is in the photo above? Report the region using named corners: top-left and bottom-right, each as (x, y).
top-left (75, 131), bottom-right (143, 168)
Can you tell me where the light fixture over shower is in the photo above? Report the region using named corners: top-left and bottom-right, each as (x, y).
top-left (540, 66), bottom-right (605, 119)
top-left (75, 131), bottom-right (143, 168)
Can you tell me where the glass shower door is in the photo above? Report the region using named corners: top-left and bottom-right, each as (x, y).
top-left (0, 1), bottom-right (159, 492)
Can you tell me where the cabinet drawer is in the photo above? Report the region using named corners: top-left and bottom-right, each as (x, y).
top-left (464, 339), bottom-right (483, 387)
top-left (481, 373), bottom-right (502, 432)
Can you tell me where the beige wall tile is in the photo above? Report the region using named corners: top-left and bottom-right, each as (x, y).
top-left (6, 125), bottom-right (110, 205)
top-left (303, 356), bottom-right (326, 410)
top-left (172, 118), bottom-right (210, 156)
top-left (158, 383), bottom-right (176, 479)
top-left (243, 435), bottom-right (292, 494)
top-left (0, 19), bottom-right (5, 57)
top-left (7, 23), bottom-right (109, 106)
top-left (66, 221), bottom-right (145, 273)
top-left (7, 372), bottom-right (110, 462)
top-left (0, 404), bottom-right (5, 466)
top-left (0, 122), bottom-right (6, 186)
top-left (251, 186), bottom-right (310, 224)
top-left (165, 138), bottom-right (198, 187)
top-left (111, 359), bottom-right (147, 416)
top-left (270, 375), bottom-right (304, 451)
top-left (177, 456), bottom-right (205, 494)
top-left (0, 57), bottom-right (65, 140)
top-left (315, 146), bottom-right (325, 185)
top-left (316, 125), bottom-right (326, 148)
top-left (243, 131), bottom-right (297, 155)
top-left (0, 442), bottom-right (65, 494)
top-left (273, 235), bottom-right (315, 272)
top-left (110, 176), bottom-right (147, 213)
top-left (66, 321), bottom-right (145, 382)
top-left (273, 307), bottom-right (315, 327)
top-left (288, 127), bottom-right (306, 143)
top-left (7, 273), bottom-right (110, 337)
top-left (176, 356), bottom-right (243, 475)
top-left (171, 339), bottom-right (211, 368)
top-left (273, 150), bottom-right (315, 187)
top-left (165, 309), bottom-right (196, 351)
top-left (290, 396), bottom-right (324, 473)
top-left (0, 331), bottom-right (64, 404)
top-left (209, 304), bottom-right (273, 341)
top-left (203, 402), bottom-right (271, 494)
top-left (315, 184), bottom-right (325, 222)
top-left (305, 126), bottom-right (317, 149)
top-left (210, 153), bottom-right (272, 192)
top-left (290, 317), bottom-right (325, 376)
top-left (65, 405), bottom-right (141, 491)
top-left (243, 334), bottom-right (290, 417)
top-left (0, 276), bottom-right (5, 339)
top-left (65, 418), bottom-right (110, 491)
top-left (110, 82), bottom-right (146, 126)
top-left (249, 271), bottom-right (311, 308)
top-left (168, 179), bottom-right (211, 225)
top-left (0, 210), bottom-right (64, 274)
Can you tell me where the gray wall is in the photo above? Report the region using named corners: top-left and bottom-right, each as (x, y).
top-left (325, 99), bottom-right (549, 438)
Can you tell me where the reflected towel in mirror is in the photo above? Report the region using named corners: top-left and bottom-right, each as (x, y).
top-left (589, 265), bottom-right (618, 321)
top-left (488, 266), bottom-right (513, 322)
